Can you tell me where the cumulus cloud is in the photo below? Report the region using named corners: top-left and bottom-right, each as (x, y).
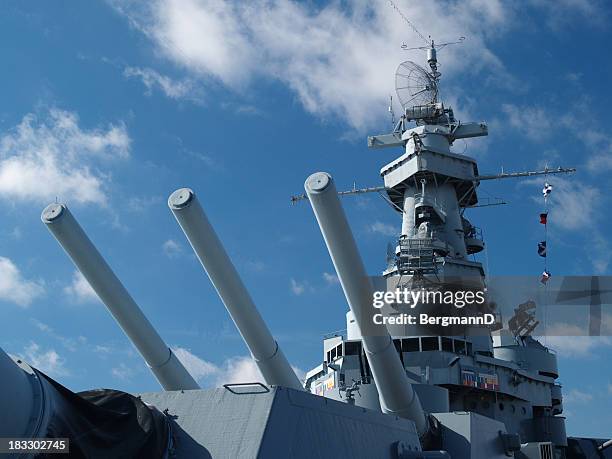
top-left (124, 66), bottom-right (203, 101)
top-left (0, 108), bottom-right (130, 205)
top-left (173, 347), bottom-right (304, 386)
top-left (0, 256), bottom-right (44, 307)
top-left (543, 321), bottom-right (612, 358)
top-left (111, 363), bottom-right (136, 381)
top-left (162, 239), bottom-right (183, 258)
top-left (31, 319), bottom-right (87, 352)
top-left (564, 389), bottom-right (593, 404)
top-left (323, 272), bottom-right (339, 285)
top-left (526, 0), bottom-right (607, 30)
top-left (546, 335), bottom-right (612, 358)
top-left (172, 347), bottom-right (219, 379)
top-left (17, 341), bottom-right (68, 377)
top-left (63, 270), bottom-right (99, 304)
top-left (523, 176), bottom-right (610, 272)
top-left (534, 177), bottom-right (600, 232)
top-left (501, 104), bottom-right (552, 141)
top-left (216, 355), bottom-right (263, 386)
top-left (110, 0), bottom-right (519, 131)
top-left (368, 221), bottom-right (398, 237)
top-left (290, 278), bottom-right (306, 296)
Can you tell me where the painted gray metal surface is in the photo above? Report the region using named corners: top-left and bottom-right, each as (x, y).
top-left (0, 347), bottom-right (37, 438)
top-left (305, 172), bottom-right (428, 437)
top-left (139, 386), bottom-right (423, 459)
top-left (433, 412), bottom-right (509, 459)
top-left (168, 188), bottom-right (302, 391)
top-left (41, 203), bottom-right (199, 391)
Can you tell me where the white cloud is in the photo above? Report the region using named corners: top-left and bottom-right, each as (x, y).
top-left (523, 176), bottom-right (610, 272)
top-left (111, 0), bottom-right (520, 132)
top-left (125, 195), bottom-right (163, 213)
top-left (290, 278), bottom-right (306, 296)
top-left (245, 260), bottom-right (265, 272)
top-left (544, 322), bottom-right (612, 357)
top-left (501, 104), bottom-right (552, 141)
top-left (94, 345), bottom-right (112, 355)
top-left (173, 347), bottom-right (263, 385)
top-left (173, 347), bottom-right (304, 386)
top-left (0, 256), bottom-right (44, 307)
top-left (31, 319), bottom-right (87, 352)
top-left (124, 66), bottom-right (202, 101)
top-left (323, 271), bottom-right (339, 285)
top-left (215, 355), bottom-right (263, 386)
top-left (537, 177), bottom-right (600, 232)
top-left (546, 336), bottom-right (612, 358)
top-left (586, 152), bottom-right (612, 173)
top-left (564, 388), bottom-right (593, 404)
top-left (17, 341), bottom-right (68, 377)
top-left (63, 270), bottom-right (99, 304)
top-left (527, 0), bottom-right (606, 30)
top-left (368, 221), bottom-right (398, 237)
top-left (172, 347), bottom-right (219, 379)
top-left (162, 239), bottom-right (183, 258)
top-left (0, 108), bottom-right (130, 205)
top-left (111, 363), bottom-right (136, 381)
top-left (506, 101), bottom-right (612, 175)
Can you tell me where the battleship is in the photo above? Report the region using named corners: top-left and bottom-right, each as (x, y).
top-left (1, 27), bottom-right (611, 459)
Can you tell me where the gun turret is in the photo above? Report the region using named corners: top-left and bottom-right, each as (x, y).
top-left (41, 204), bottom-right (199, 391)
top-left (304, 172), bottom-right (428, 437)
top-left (168, 188), bottom-right (303, 391)
top-left (0, 347), bottom-right (39, 437)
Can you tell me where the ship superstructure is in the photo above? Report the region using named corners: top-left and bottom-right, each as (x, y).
top-left (302, 43), bottom-right (585, 458)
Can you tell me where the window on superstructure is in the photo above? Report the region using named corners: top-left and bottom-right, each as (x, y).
top-left (344, 341), bottom-right (361, 355)
top-left (402, 338), bottom-right (420, 352)
top-left (421, 337), bottom-right (439, 351)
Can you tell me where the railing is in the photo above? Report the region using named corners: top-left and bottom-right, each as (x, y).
top-left (465, 225), bottom-right (483, 241)
top-left (397, 237), bottom-right (438, 275)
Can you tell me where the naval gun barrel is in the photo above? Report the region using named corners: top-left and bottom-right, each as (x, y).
top-left (41, 204), bottom-right (199, 391)
top-left (305, 172), bottom-right (428, 437)
top-left (168, 188), bottom-right (303, 391)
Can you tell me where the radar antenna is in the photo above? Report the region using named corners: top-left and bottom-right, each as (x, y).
top-left (388, 1), bottom-right (465, 122)
top-left (395, 60), bottom-right (438, 108)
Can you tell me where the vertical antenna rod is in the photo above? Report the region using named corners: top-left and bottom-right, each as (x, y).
top-left (305, 172), bottom-right (428, 437)
top-left (168, 188), bottom-right (303, 391)
top-left (41, 204), bottom-right (199, 391)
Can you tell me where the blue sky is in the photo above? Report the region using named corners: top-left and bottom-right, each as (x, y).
top-left (1, 0), bottom-right (611, 438)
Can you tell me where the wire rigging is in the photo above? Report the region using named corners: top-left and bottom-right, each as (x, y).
top-left (388, 0), bottom-right (430, 46)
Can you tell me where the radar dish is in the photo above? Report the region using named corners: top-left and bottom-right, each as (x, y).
top-left (395, 61), bottom-right (438, 108)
